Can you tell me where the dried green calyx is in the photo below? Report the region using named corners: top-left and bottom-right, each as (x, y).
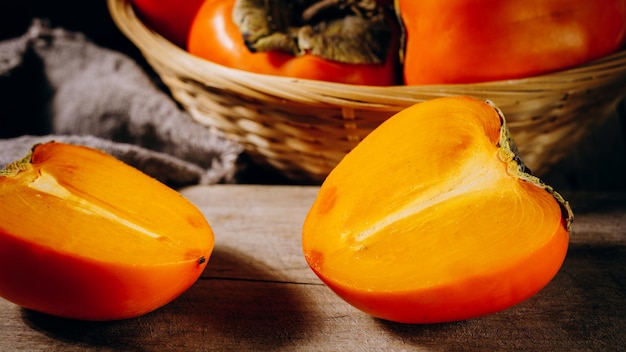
top-left (488, 100), bottom-right (574, 231)
top-left (232, 0), bottom-right (392, 64)
top-left (0, 147), bottom-right (36, 177)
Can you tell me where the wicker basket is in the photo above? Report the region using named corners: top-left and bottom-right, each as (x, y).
top-left (108, 0), bottom-right (626, 183)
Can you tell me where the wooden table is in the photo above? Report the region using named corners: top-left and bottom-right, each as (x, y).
top-left (1, 185), bottom-right (625, 351)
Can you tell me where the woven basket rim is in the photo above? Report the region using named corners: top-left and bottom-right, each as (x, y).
top-left (108, 0), bottom-right (626, 110)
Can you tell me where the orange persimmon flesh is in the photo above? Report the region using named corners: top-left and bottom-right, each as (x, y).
top-left (302, 96), bottom-right (573, 324)
top-left (0, 142), bottom-right (214, 321)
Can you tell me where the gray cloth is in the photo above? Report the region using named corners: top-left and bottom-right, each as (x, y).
top-left (0, 20), bottom-right (243, 187)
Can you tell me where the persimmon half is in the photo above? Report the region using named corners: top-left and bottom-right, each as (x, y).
top-left (302, 96), bottom-right (573, 324)
top-left (0, 142), bottom-right (214, 321)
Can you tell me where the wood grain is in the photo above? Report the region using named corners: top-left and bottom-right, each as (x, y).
top-left (1, 185), bottom-right (625, 351)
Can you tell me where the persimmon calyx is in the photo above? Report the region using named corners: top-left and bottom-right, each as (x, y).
top-left (489, 100), bottom-right (574, 231)
top-left (231, 0), bottom-right (392, 64)
top-left (0, 148), bottom-right (35, 177)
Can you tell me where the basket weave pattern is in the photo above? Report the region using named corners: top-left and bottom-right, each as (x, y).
top-left (109, 0), bottom-right (626, 182)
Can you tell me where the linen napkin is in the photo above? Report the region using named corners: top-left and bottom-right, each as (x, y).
top-left (0, 20), bottom-right (243, 187)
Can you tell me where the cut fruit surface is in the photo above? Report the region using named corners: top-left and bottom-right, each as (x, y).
top-left (0, 142), bottom-right (214, 320)
top-left (302, 96), bottom-right (572, 323)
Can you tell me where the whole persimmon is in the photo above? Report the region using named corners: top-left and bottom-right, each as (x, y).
top-left (302, 96), bottom-right (573, 324)
top-left (0, 142), bottom-right (214, 321)
top-left (397, 0), bottom-right (626, 84)
top-left (187, 0), bottom-right (401, 86)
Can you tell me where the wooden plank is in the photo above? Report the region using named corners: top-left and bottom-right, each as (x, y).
top-left (0, 185), bottom-right (625, 351)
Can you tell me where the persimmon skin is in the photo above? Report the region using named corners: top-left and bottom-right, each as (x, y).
top-left (0, 234), bottom-right (206, 321)
top-left (131, 0), bottom-right (204, 48)
top-left (307, 200), bottom-right (569, 323)
top-left (0, 142), bottom-right (214, 321)
top-left (302, 96), bottom-right (572, 324)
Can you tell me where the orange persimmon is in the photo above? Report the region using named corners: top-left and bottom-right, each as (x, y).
top-left (0, 142), bottom-right (214, 321)
top-left (302, 96), bottom-right (573, 324)
top-left (187, 0), bottom-right (401, 86)
top-left (396, 0), bottom-right (626, 84)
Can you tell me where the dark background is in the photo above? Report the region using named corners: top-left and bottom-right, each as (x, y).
top-left (1, 0), bottom-right (625, 189)
top-left (0, 0), bottom-right (141, 61)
